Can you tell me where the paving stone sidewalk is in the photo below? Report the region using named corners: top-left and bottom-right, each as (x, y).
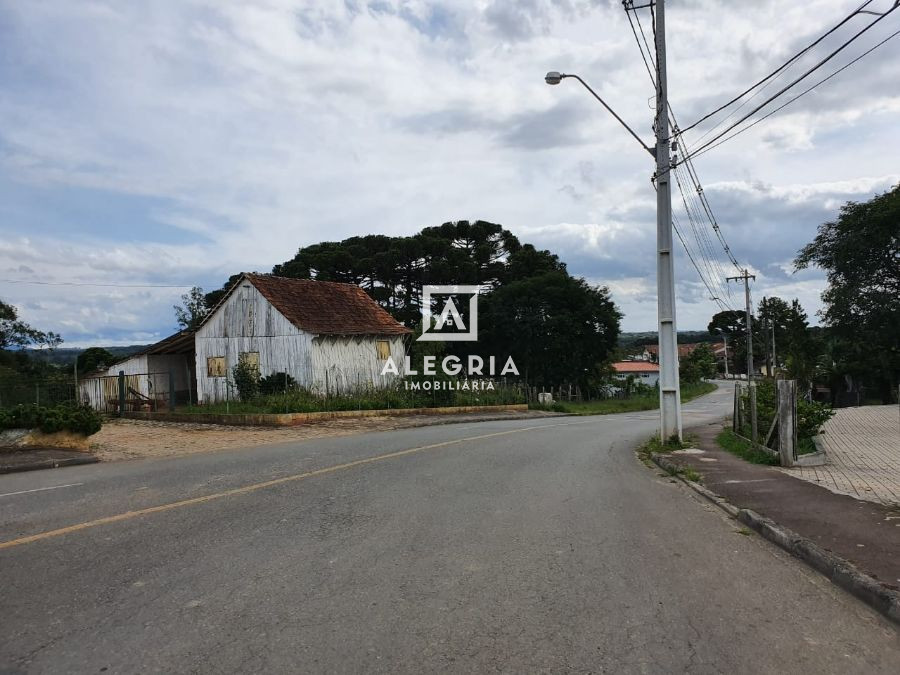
top-left (779, 405), bottom-right (899, 506)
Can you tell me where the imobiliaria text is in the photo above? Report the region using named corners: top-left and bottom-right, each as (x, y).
top-left (380, 355), bottom-right (520, 390)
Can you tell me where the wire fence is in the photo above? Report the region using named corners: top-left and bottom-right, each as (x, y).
top-left (0, 377), bottom-right (78, 410)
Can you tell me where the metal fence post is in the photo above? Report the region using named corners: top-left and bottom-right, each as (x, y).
top-left (777, 379), bottom-right (796, 467)
top-left (168, 370), bottom-right (176, 412)
top-left (733, 383), bottom-right (741, 432)
top-left (118, 370), bottom-right (126, 418)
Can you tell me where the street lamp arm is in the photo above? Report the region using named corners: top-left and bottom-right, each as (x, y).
top-left (553, 73), bottom-right (654, 157)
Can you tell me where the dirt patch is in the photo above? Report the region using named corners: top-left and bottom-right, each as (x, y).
top-left (0, 428), bottom-right (92, 452)
top-left (89, 410), bottom-right (563, 462)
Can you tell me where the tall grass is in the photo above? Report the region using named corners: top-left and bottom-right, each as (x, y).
top-left (180, 381), bottom-right (525, 415)
top-left (530, 381), bottom-right (717, 415)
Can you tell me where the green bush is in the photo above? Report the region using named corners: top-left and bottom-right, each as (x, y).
top-left (0, 402), bottom-right (103, 436)
top-left (232, 355), bottom-right (260, 402)
top-left (259, 372), bottom-right (297, 395)
top-left (740, 379), bottom-right (834, 442)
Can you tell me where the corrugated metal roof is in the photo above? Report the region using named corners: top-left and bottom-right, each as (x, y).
top-left (245, 274), bottom-right (411, 337)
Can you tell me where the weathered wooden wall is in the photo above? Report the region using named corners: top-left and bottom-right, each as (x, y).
top-left (312, 335), bottom-right (406, 393)
top-left (194, 280), bottom-right (407, 402)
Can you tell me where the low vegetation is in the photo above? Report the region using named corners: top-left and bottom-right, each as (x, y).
top-left (716, 428), bottom-right (778, 465)
top-left (0, 402), bottom-right (103, 436)
top-left (736, 379), bottom-right (834, 454)
top-left (530, 380), bottom-right (716, 415)
top-left (181, 375), bottom-right (525, 415)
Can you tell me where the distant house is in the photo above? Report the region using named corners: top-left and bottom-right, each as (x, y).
top-left (78, 274), bottom-right (412, 410)
top-left (612, 361), bottom-right (660, 388)
top-left (642, 342), bottom-right (725, 365)
top-left (194, 274), bottom-right (410, 402)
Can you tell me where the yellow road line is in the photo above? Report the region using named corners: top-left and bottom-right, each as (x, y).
top-left (0, 420), bottom-right (589, 551)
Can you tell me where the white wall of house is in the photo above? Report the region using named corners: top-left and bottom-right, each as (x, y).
top-left (616, 371), bottom-right (660, 388)
top-left (194, 280), bottom-right (406, 402)
top-left (312, 335), bottom-right (406, 393)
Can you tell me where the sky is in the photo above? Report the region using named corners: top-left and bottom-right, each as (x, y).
top-left (1, 0), bottom-right (898, 347)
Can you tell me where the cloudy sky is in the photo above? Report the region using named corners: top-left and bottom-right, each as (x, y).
top-left (1, 0), bottom-right (898, 346)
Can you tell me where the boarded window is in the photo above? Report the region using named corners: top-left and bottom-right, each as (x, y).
top-left (375, 340), bottom-right (391, 361)
top-left (207, 356), bottom-right (226, 377)
top-left (240, 352), bottom-right (260, 370)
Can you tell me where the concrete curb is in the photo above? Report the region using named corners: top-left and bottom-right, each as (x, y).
top-left (0, 455), bottom-right (100, 475)
top-left (650, 452), bottom-right (900, 626)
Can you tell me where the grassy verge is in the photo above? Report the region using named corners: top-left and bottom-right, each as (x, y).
top-left (635, 433), bottom-right (703, 482)
top-left (716, 428), bottom-right (779, 465)
top-left (177, 385), bottom-right (524, 415)
top-left (530, 380), bottom-right (717, 415)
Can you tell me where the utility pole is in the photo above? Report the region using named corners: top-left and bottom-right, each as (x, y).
top-left (654, 0), bottom-right (682, 441)
top-left (722, 334), bottom-right (729, 378)
top-left (770, 321), bottom-right (777, 375)
top-left (545, 0), bottom-right (682, 440)
top-left (727, 269), bottom-right (757, 441)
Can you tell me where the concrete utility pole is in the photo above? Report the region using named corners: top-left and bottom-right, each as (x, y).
top-left (653, 0), bottom-right (682, 441)
top-left (722, 334), bottom-right (729, 378)
top-left (770, 321), bottom-right (777, 375)
top-left (727, 269), bottom-right (757, 441)
top-left (545, 0), bottom-right (683, 440)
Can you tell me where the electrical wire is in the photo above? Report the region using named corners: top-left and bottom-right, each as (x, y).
top-left (624, 0), bottom-right (743, 303)
top-left (679, 0), bottom-right (900, 161)
top-left (681, 25), bottom-right (900, 162)
top-left (676, 0), bottom-right (881, 137)
top-left (0, 279), bottom-right (194, 288)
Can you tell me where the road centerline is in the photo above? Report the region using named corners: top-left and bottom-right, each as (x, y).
top-left (0, 419), bottom-right (597, 551)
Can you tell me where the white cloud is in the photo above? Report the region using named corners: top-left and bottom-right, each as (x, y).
top-left (1, 0), bottom-right (898, 340)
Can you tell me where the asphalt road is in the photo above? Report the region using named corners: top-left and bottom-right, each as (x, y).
top-left (1, 384), bottom-right (898, 673)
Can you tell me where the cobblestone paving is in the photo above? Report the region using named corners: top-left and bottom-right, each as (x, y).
top-left (778, 405), bottom-right (900, 506)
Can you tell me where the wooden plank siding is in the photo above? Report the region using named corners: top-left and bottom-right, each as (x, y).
top-left (194, 280), bottom-right (406, 402)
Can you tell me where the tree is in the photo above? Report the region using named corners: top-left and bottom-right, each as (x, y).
top-left (795, 185), bottom-right (900, 402)
top-left (174, 287), bottom-right (210, 330)
top-left (707, 310), bottom-right (757, 375)
top-left (0, 300), bottom-right (61, 351)
top-left (76, 347), bottom-right (115, 375)
top-left (478, 271), bottom-right (621, 389)
top-left (680, 343), bottom-right (716, 383)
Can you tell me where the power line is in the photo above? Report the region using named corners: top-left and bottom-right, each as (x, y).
top-left (625, 0), bottom-right (744, 298)
top-left (0, 279), bottom-right (194, 289)
top-left (681, 25), bottom-right (900, 162)
top-left (679, 0), bottom-right (900, 161)
top-left (677, 0), bottom-right (880, 137)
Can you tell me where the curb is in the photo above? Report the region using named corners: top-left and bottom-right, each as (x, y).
top-left (650, 452), bottom-right (900, 626)
top-left (0, 455), bottom-right (100, 475)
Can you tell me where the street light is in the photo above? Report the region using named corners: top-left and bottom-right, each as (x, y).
top-left (544, 0), bottom-right (682, 440)
top-left (544, 72), bottom-right (654, 156)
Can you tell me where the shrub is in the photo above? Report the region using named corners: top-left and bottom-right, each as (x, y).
top-left (259, 372), bottom-right (297, 395)
top-left (232, 355), bottom-right (261, 402)
top-left (739, 379), bottom-right (834, 442)
top-left (0, 402), bottom-right (102, 436)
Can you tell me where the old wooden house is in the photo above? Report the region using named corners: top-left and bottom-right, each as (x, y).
top-left (77, 331), bottom-right (195, 411)
top-left (194, 274), bottom-right (410, 402)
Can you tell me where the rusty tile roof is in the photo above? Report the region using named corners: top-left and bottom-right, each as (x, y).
top-left (245, 274), bottom-right (411, 336)
top-left (612, 361), bottom-right (659, 373)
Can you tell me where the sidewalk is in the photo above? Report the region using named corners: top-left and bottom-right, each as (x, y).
top-left (661, 421), bottom-right (900, 592)
top-left (779, 405), bottom-right (899, 506)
